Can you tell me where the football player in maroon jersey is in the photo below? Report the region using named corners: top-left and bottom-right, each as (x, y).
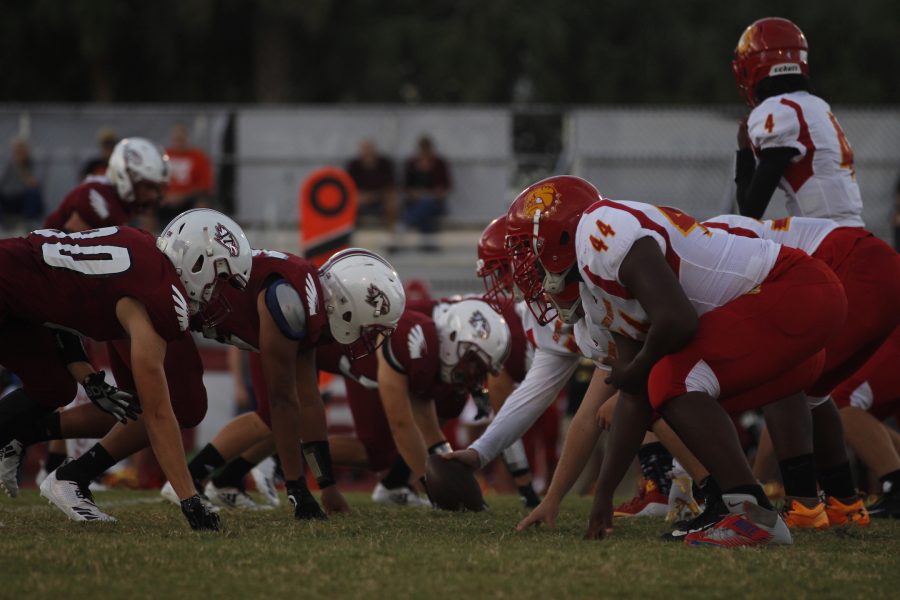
top-left (44, 137), bottom-right (170, 232)
top-left (194, 298), bottom-right (510, 510)
top-left (36, 138), bottom-right (211, 488)
top-left (0, 209), bottom-right (251, 530)
top-left (159, 248), bottom-right (407, 519)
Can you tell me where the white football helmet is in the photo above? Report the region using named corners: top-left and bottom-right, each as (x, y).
top-left (434, 299), bottom-right (511, 390)
top-left (157, 209), bottom-right (252, 319)
top-left (106, 137), bottom-right (169, 203)
top-left (319, 248), bottom-right (405, 359)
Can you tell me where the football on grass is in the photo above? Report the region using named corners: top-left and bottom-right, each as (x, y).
top-left (425, 455), bottom-right (486, 512)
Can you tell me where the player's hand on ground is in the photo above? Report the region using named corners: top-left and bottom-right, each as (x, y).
top-left (320, 486), bottom-right (351, 515)
top-left (516, 499), bottom-right (560, 531)
top-left (82, 371), bottom-right (142, 424)
top-left (584, 494), bottom-right (614, 540)
top-left (287, 482), bottom-right (327, 520)
top-left (180, 495), bottom-right (221, 532)
top-left (441, 448), bottom-right (481, 471)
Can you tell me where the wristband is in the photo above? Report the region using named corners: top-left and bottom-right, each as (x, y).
top-left (53, 330), bottom-right (89, 365)
top-left (301, 441), bottom-right (336, 489)
top-left (428, 441), bottom-right (452, 455)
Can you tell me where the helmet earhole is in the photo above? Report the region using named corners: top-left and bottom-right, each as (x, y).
top-left (191, 256), bottom-right (204, 273)
top-left (342, 311), bottom-right (352, 322)
top-left (560, 231), bottom-right (570, 245)
top-left (449, 331), bottom-right (457, 342)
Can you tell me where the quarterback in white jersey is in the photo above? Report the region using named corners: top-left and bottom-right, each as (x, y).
top-left (733, 17), bottom-right (864, 227)
top-left (505, 175), bottom-right (847, 546)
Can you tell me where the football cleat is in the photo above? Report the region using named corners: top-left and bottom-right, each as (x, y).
top-left (0, 440), bottom-right (23, 498)
top-left (160, 480), bottom-right (221, 513)
top-left (40, 471), bottom-right (116, 522)
top-left (251, 457), bottom-right (281, 507)
top-left (825, 496), bottom-right (870, 526)
top-left (866, 485), bottom-right (900, 519)
top-left (613, 478), bottom-right (669, 518)
top-left (371, 482), bottom-right (431, 507)
top-left (782, 497), bottom-right (830, 529)
top-left (685, 493), bottom-right (792, 547)
top-left (204, 481), bottom-right (271, 511)
top-left (35, 467), bottom-right (49, 488)
top-left (666, 473), bottom-right (701, 523)
top-left (661, 494), bottom-right (728, 541)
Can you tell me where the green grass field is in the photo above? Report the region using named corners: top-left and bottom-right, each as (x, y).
top-left (2, 490), bottom-right (899, 599)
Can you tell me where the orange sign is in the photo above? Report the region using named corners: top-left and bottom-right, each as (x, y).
top-left (299, 166), bottom-right (358, 267)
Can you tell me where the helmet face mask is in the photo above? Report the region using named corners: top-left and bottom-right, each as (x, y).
top-left (436, 299), bottom-right (511, 390)
top-left (319, 248), bottom-right (405, 359)
top-left (732, 17), bottom-right (809, 107)
top-left (157, 209), bottom-right (253, 317)
top-left (448, 342), bottom-right (494, 393)
top-left (476, 216), bottom-right (516, 311)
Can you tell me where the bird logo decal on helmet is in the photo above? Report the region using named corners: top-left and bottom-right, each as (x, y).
top-left (213, 223), bottom-right (240, 257)
top-left (468, 310), bottom-right (491, 340)
top-left (365, 284), bottom-right (391, 317)
top-left (522, 184), bottom-right (560, 219)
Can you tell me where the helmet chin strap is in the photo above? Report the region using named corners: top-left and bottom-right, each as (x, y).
top-left (552, 296), bottom-right (582, 325)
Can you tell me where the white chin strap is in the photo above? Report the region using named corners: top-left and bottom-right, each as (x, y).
top-left (554, 297), bottom-right (582, 324)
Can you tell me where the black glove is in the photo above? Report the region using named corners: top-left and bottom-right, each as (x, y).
top-left (82, 371), bottom-right (142, 424)
top-left (287, 480), bottom-right (327, 520)
top-left (180, 495), bottom-right (221, 531)
top-left (471, 388), bottom-right (491, 421)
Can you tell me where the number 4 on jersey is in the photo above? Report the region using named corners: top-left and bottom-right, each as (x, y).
top-left (590, 220), bottom-right (616, 252)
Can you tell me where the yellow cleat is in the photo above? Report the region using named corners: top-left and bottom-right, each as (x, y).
top-left (825, 496), bottom-right (870, 526)
top-left (782, 498), bottom-right (830, 529)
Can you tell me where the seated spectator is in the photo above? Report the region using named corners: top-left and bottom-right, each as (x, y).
top-left (158, 123), bottom-right (213, 227)
top-left (346, 139), bottom-right (398, 231)
top-left (79, 127), bottom-right (119, 180)
top-left (402, 135), bottom-right (451, 252)
top-left (0, 137), bottom-right (43, 232)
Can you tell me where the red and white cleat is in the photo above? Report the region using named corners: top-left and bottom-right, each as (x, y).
top-left (613, 478), bottom-right (669, 518)
top-left (685, 493), bottom-right (792, 547)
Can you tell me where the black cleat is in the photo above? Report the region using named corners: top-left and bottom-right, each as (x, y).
top-left (661, 496), bottom-right (728, 542)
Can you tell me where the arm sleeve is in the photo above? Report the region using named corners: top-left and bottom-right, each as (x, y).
top-left (469, 349), bottom-right (580, 466)
top-left (737, 147), bottom-right (798, 219)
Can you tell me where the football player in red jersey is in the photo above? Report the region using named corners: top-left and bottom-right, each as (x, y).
top-left (506, 175), bottom-right (847, 547)
top-left (448, 216), bottom-right (622, 509)
top-left (703, 215), bottom-right (900, 526)
top-left (831, 327), bottom-right (900, 518)
top-left (160, 248), bottom-right (406, 519)
top-left (0, 209), bottom-right (251, 529)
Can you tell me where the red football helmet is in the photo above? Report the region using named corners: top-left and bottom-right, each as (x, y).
top-left (505, 175), bottom-right (600, 325)
top-left (732, 17), bottom-right (809, 107)
top-left (476, 215), bottom-right (513, 311)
